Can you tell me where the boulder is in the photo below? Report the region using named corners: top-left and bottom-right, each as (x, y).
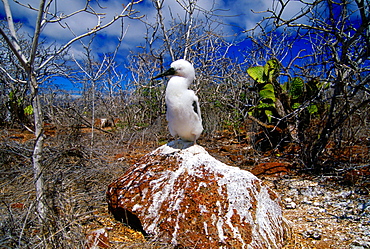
top-left (107, 141), bottom-right (288, 248)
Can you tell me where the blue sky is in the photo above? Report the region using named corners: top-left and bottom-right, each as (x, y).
top-left (0, 0), bottom-right (312, 56)
top-left (0, 0), bottom-right (317, 90)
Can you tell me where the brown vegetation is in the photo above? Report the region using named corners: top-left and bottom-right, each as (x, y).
top-left (1, 0), bottom-right (369, 248)
top-left (1, 123), bottom-right (368, 248)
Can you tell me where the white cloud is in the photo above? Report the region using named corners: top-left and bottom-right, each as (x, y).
top-left (1, 0), bottom-right (316, 60)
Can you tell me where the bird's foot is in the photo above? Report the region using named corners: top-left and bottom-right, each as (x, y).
top-left (168, 139), bottom-right (194, 149)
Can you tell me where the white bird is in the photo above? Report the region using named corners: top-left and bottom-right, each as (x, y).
top-left (153, 59), bottom-right (203, 144)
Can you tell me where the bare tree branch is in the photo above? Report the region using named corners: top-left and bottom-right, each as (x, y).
top-left (37, 0), bottom-right (143, 71)
top-left (29, 0), bottom-right (46, 69)
top-left (0, 0), bottom-right (28, 69)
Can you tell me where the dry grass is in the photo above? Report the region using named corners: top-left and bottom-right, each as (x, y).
top-left (0, 127), bottom-right (169, 248)
top-left (0, 125), bottom-right (369, 248)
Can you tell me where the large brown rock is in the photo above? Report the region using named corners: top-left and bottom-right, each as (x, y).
top-left (107, 141), bottom-right (287, 248)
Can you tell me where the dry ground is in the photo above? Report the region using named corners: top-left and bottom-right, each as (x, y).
top-left (0, 127), bottom-right (369, 248)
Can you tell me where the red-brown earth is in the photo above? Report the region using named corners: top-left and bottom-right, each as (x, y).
top-left (1, 125), bottom-right (369, 248)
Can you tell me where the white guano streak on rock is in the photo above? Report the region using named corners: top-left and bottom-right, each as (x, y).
top-left (203, 221), bottom-right (209, 236)
top-left (146, 144), bottom-right (283, 247)
top-left (177, 146), bottom-right (232, 243)
top-left (216, 200), bottom-right (226, 242)
top-left (217, 169), bottom-right (257, 248)
top-left (198, 181), bottom-right (207, 189)
top-left (189, 148), bottom-right (257, 247)
top-left (171, 211), bottom-right (185, 245)
top-left (199, 204), bottom-right (208, 213)
top-left (117, 162), bottom-right (152, 201)
top-left (254, 186), bottom-right (283, 247)
top-left (174, 145), bottom-right (259, 246)
top-left (132, 204), bottom-right (142, 212)
top-left (145, 164), bottom-right (185, 234)
top-left (167, 147), bottom-right (211, 243)
top-left (145, 145), bottom-right (197, 235)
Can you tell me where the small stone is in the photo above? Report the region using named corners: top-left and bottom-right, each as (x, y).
top-left (313, 201), bottom-right (322, 207)
top-left (319, 208), bottom-right (326, 213)
top-left (355, 188), bottom-right (369, 195)
top-left (312, 231), bottom-right (322, 240)
top-left (338, 191), bottom-right (352, 199)
top-left (302, 229), bottom-right (321, 240)
top-left (284, 197), bottom-right (293, 203)
top-left (350, 246), bottom-right (365, 249)
top-left (351, 240), bottom-right (370, 248)
top-left (285, 201), bottom-right (297, 209)
top-left (302, 197), bottom-right (312, 205)
top-left (284, 197), bottom-right (297, 209)
top-left (302, 230), bottom-right (311, 239)
top-left (86, 228), bottom-right (110, 249)
top-left (287, 188), bottom-right (299, 196)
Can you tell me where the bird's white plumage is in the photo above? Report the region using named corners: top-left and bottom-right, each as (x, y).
top-left (163, 59), bottom-right (203, 143)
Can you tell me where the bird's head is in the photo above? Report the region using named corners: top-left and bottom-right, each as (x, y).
top-left (152, 59), bottom-right (195, 82)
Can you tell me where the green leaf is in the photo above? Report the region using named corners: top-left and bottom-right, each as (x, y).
top-left (292, 102), bottom-right (301, 109)
top-left (9, 91), bottom-right (15, 100)
top-left (264, 59), bottom-right (280, 82)
top-left (259, 83), bottom-right (276, 102)
top-left (264, 109), bottom-right (273, 123)
top-left (257, 102), bottom-right (274, 109)
top-left (289, 77), bottom-right (304, 99)
top-left (307, 104), bottom-right (318, 114)
top-left (247, 66), bottom-right (265, 83)
top-left (214, 100), bottom-right (222, 108)
top-left (323, 81), bottom-right (331, 89)
top-left (24, 105), bottom-right (34, 115)
top-left (239, 92), bottom-right (246, 102)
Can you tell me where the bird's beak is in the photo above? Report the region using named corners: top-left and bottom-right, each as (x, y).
top-left (152, 67), bottom-right (176, 80)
